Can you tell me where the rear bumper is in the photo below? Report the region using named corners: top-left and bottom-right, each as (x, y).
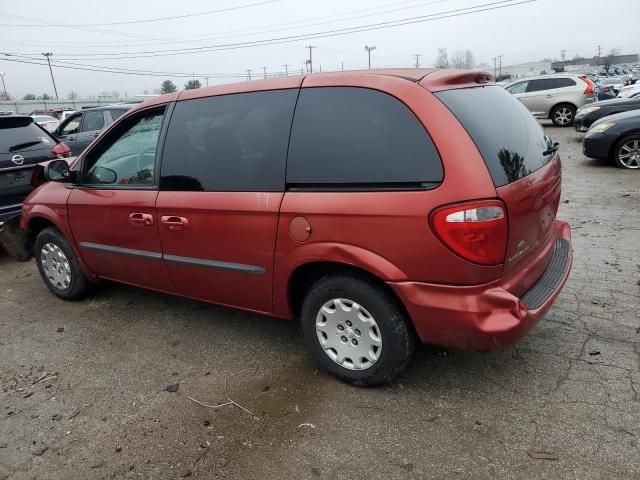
top-left (390, 220), bottom-right (572, 350)
top-left (0, 202), bottom-right (22, 223)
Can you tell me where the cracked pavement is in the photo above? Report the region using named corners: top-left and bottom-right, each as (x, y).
top-left (0, 124), bottom-right (638, 479)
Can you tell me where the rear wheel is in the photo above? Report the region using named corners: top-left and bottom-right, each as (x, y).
top-left (34, 227), bottom-right (92, 300)
top-left (612, 135), bottom-right (640, 169)
top-left (550, 104), bottom-right (576, 127)
top-left (300, 273), bottom-right (416, 386)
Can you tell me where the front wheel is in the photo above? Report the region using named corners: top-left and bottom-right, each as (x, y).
top-left (612, 135), bottom-right (640, 169)
top-left (300, 273), bottom-right (416, 386)
top-left (34, 227), bottom-right (92, 300)
top-left (550, 104), bottom-right (576, 127)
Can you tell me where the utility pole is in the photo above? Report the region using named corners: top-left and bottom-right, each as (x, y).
top-left (496, 54), bottom-right (503, 80)
top-left (365, 45), bottom-right (376, 70)
top-left (596, 45), bottom-right (602, 66)
top-left (204, 76), bottom-right (209, 87)
top-left (341, 61), bottom-right (344, 71)
top-left (561, 49), bottom-right (566, 70)
top-left (306, 45), bottom-right (316, 73)
top-left (262, 66), bottom-right (267, 79)
top-left (0, 72), bottom-right (7, 99)
top-left (246, 69), bottom-right (252, 81)
top-left (283, 64), bottom-right (289, 76)
top-left (414, 54), bottom-right (422, 68)
top-left (493, 57), bottom-right (497, 79)
top-left (41, 52), bottom-right (59, 100)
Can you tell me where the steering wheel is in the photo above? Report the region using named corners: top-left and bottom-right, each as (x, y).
top-left (136, 145), bottom-right (156, 174)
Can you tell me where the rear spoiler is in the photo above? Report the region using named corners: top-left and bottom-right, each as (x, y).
top-left (420, 69), bottom-right (494, 92)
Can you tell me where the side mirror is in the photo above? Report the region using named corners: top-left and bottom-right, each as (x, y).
top-left (44, 159), bottom-right (72, 182)
top-left (89, 166), bottom-right (117, 184)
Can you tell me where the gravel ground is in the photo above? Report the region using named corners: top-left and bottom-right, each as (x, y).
top-left (1, 124), bottom-right (638, 480)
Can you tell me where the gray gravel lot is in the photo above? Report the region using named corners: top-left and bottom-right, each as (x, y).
top-left (1, 124), bottom-right (639, 480)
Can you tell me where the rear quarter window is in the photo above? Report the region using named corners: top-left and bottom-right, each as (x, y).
top-left (435, 86), bottom-right (550, 187)
top-left (286, 87), bottom-right (443, 188)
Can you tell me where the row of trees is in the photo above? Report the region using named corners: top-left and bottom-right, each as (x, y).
top-left (434, 48), bottom-right (476, 70)
top-left (160, 79), bottom-right (202, 94)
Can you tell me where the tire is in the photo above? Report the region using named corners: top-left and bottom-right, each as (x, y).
top-left (550, 103), bottom-right (576, 127)
top-left (34, 227), bottom-right (92, 300)
top-left (300, 273), bottom-right (416, 386)
top-left (611, 134), bottom-right (640, 169)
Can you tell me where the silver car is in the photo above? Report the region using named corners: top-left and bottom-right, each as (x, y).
top-left (504, 75), bottom-right (598, 127)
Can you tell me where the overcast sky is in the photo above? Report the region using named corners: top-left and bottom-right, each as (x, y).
top-left (1, 0), bottom-right (638, 98)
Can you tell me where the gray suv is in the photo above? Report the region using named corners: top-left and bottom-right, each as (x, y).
top-left (504, 75), bottom-right (598, 127)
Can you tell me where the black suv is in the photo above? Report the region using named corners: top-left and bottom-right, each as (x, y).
top-left (53, 105), bottom-right (136, 156)
top-left (0, 116), bottom-right (69, 224)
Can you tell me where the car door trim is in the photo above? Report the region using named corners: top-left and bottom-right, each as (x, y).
top-left (78, 241), bottom-right (265, 274)
top-left (79, 242), bottom-right (163, 260)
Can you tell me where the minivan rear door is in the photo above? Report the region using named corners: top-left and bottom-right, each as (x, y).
top-left (156, 89), bottom-right (299, 312)
top-left (435, 86), bottom-right (561, 291)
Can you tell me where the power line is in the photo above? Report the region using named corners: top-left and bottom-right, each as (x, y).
top-left (0, 1), bottom-right (281, 27)
top-left (0, 0), bottom-right (451, 49)
top-left (13, 0), bottom-right (535, 61)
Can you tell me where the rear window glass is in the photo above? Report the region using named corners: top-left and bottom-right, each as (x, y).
top-left (435, 86), bottom-right (550, 187)
top-left (287, 87), bottom-right (442, 187)
top-left (0, 119), bottom-right (51, 153)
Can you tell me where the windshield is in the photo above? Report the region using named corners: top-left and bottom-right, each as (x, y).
top-left (435, 86), bottom-right (551, 187)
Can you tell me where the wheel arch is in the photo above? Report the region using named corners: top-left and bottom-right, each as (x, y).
top-left (548, 101), bottom-right (577, 119)
top-left (608, 130), bottom-right (640, 162)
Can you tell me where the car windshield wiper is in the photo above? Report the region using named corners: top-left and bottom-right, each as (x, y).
top-left (8, 140), bottom-right (41, 152)
top-left (543, 142), bottom-right (559, 156)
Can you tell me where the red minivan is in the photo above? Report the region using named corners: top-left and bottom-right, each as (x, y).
top-left (20, 69), bottom-right (572, 385)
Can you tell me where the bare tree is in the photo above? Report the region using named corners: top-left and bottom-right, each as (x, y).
top-left (450, 50), bottom-right (476, 69)
top-left (434, 48), bottom-right (449, 68)
top-left (603, 48), bottom-right (621, 70)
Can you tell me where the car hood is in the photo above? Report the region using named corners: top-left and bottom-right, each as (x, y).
top-left (591, 109), bottom-right (640, 126)
top-left (595, 97), bottom-right (640, 109)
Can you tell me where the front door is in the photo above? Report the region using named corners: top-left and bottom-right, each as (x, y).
top-left (68, 106), bottom-right (173, 291)
top-left (54, 113), bottom-right (81, 154)
top-left (156, 89), bottom-right (298, 312)
top-left (76, 110), bottom-right (107, 154)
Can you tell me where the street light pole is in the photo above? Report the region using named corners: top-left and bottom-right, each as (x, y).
top-left (365, 45), bottom-right (376, 70)
top-left (41, 52), bottom-right (59, 100)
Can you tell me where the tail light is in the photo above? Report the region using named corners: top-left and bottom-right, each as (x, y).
top-left (580, 76), bottom-right (596, 95)
top-left (51, 142), bottom-right (71, 158)
top-left (431, 200), bottom-right (508, 266)
top-left (600, 86), bottom-right (610, 92)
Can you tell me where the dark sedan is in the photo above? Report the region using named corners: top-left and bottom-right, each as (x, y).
top-left (583, 110), bottom-right (640, 169)
top-left (574, 97), bottom-right (640, 132)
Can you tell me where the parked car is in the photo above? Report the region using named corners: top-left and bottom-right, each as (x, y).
top-left (596, 84), bottom-right (617, 101)
top-left (18, 70), bottom-right (572, 385)
top-left (617, 83), bottom-right (640, 98)
top-left (574, 97), bottom-right (640, 132)
top-left (598, 77), bottom-right (626, 95)
top-left (60, 110), bottom-right (76, 121)
top-left (53, 104), bottom-right (135, 156)
top-left (583, 110), bottom-right (640, 169)
top-left (0, 115), bottom-right (70, 224)
top-left (504, 74), bottom-right (597, 126)
top-left (28, 108), bottom-right (73, 120)
top-left (31, 115), bottom-right (60, 133)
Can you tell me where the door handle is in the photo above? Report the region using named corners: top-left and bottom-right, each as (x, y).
top-left (545, 94), bottom-right (553, 98)
top-left (129, 212), bottom-right (154, 227)
top-left (161, 215), bottom-right (189, 231)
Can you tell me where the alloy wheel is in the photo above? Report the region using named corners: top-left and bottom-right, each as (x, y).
top-left (618, 139), bottom-right (640, 169)
top-left (554, 107), bottom-right (573, 126)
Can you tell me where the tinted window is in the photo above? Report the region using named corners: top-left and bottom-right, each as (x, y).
top-left (83, 108), bottom-right (165, 187)
top-left (287, 87), bottom-right (442, 186)
top-left (436, 86), bottom-right (550, 187)
top-left (0, 118), bottom-right (52, 153)
top-left (161, 89), bottom-right (297, 192)
top-left (109, 109), bottom-right (127, 121)
top-left (555, 78), bottom-right (576, 88)
top-left (82, 111), bottom-right (105, 132)
top-left (526, 78), bottom-right (558, 92)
